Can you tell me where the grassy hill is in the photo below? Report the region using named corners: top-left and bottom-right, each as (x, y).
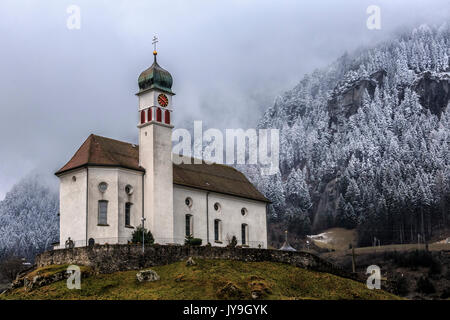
top-left (1, 259), bottom-right (399, 300)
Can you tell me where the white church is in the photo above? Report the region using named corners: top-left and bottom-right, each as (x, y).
top-left (54, 48), bottom-right (269, 249)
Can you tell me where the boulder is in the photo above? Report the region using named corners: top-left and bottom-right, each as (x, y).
top-left (24, 271), bottom-right (67, 291)
top-left (249, 279), bottom-right (271, 300)
top-left (186, 257), bottom-right (196, 266)
top-left (11, 278), bottom-right (24, 289)
top-left (136, 269), bottom-right (160, 282)
top-left (216, 282), bottom-right (244, 299)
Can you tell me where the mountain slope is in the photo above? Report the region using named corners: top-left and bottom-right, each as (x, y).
top-left (0, 174), bottom-right (59, 261)
top-left (245, 24), bottom-right (450, 246)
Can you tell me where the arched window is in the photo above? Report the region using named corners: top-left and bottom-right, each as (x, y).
top-left (156, 108), bottom-right (162, 122)
top-left (140, 110), bottom-right (146, 124)
top-left (164, 110), bottom-right (170, 124)
top-left (147, 108), bottom-right (152, 122)
top-left (241, 224), bottom-right (248, 245)
top-left (214, 219), bottom-right (222, 242)
top-left (98, 200), bottom-right (108, 226)
top-left (185, 214), bottom-right (193, 237)
top-left (125, 202), bottom-right (132, 226)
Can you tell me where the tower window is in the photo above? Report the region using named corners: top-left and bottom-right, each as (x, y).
top-left (214, 219), bottom-right (222, 242)
top-left (98, 200), bottom-right (108, 225)
top-left (214, 202), bottom-right (221, 212)
top-left (140, 110), bottom-right (146, 124)
top-left (241, 208), bottom-right (248, 216)
top-left (241, 224), bottom-right (248, 245)
top-left (147, 108), bottom-right (152, 122)
top-left (125, 202), bottom-right (132, 226)
top-left (164, 110), bottom-right (170, 125)
top-left (156, 108), bottom-right (162, 122)
top-left (185, 214), bottom-right (193, 237)
top-left (185, 197), bottom-right (193, 208)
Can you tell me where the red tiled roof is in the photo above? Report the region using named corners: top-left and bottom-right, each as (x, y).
top-left (55, 134), bottom-right (269, 202)
top-left (55, 134), bottom-right (143, 174)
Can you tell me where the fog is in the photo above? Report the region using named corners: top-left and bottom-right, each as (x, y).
top-left (0, 0), bottom-right (448, 198)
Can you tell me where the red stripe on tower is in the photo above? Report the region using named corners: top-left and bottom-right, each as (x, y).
top-left (148, 108), bottom-right (152, 122)
top-left (140, 110), bottom-right (145, 124)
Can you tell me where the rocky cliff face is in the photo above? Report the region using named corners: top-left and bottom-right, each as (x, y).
top-left (414, 71), bottom-right (450, 117)
top-left (328, 70), bottom-right (386, 127)
top-left (328, 70), bottom-right (450, 126)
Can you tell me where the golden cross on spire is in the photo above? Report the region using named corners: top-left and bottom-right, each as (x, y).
top-left (152, 35), bottom-right (159, 55)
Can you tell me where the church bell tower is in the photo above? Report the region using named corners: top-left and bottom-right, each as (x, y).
top-left (137, 37), bottom-right (174, 243)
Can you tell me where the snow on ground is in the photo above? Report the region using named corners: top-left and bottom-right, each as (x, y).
top-left (307, 228), bottom-right (358, 251)
top-left (307, 232), bottom-right (333, 244)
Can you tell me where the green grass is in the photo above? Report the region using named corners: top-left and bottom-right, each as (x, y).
top-left (1, 259), bottom-right (399, 300)
top-left (24, 264), bottom-right (94, 279)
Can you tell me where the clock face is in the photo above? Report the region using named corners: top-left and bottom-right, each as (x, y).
top-left (157, 93), bottom-right (169, 107)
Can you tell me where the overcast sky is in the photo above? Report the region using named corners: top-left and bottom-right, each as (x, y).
top-left (0, 0), bottom-right (448, 199)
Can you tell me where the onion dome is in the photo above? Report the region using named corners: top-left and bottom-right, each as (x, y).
top-left (138, 51), bottom-right (173, 94)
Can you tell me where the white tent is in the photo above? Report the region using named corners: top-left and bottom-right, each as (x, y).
top-left (279, 231), bottom-right (296, 251)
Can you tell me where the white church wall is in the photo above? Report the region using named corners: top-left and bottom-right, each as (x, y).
top-left (59, 168), bottom-right (87, 248)
top-left (87, 167), bottom-right (119, 243)
top-left (117, 169), bottom-right (143, 241)
top-left (59, 168), bottom-right (267, 248)
top-left (173, 185), bottom-right (267, 248)
top-left (208, 193), bottom-right (267, 249)
top-left (173, 186), bottom-right (208, 244)
top-left (59, 167), bottom-right (144, 247)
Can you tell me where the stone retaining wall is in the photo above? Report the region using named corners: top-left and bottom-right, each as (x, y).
top-left (36, 245), bottom-right (355, 280)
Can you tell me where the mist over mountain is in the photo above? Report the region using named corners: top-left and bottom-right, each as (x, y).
top-left (243, 24), bottom-right (450, 246)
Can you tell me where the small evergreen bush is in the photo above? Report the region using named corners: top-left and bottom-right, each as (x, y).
top-left (184, 235), bottom-right (202, 246)
top-left (131, 226), bottom-right (154, 245)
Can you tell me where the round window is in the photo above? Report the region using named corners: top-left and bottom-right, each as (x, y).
top-left (214, 203), bottom-right (221, 211)
top-left (98, 182), bottom-right (108, 193)
top-left (185, 197), bottom-right (193, 208)
top-left (241, 208), bottom-right (248, 216)
top-left (125, 184), bottom-right (134, 195)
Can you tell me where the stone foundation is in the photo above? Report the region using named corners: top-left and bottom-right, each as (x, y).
top-left (36, 244), bottom-right (354, 280)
